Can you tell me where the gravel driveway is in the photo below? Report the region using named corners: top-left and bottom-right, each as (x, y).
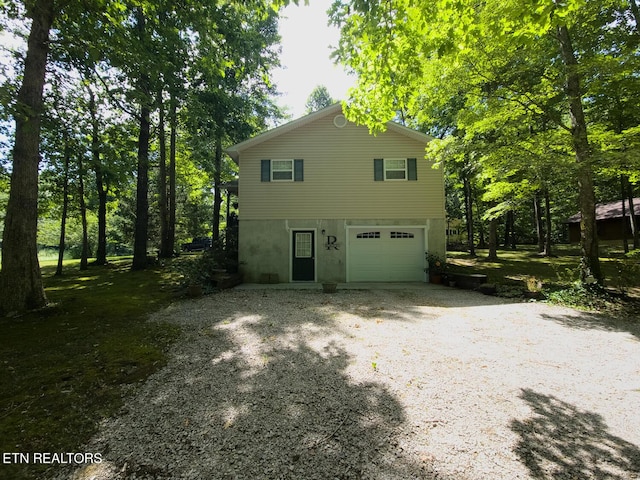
top-left (59, 285), bottom-right (640, 480)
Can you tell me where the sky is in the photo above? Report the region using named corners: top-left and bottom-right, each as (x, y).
top-left (272, 0), bottom-right (356, 120)
top-left (0, 2), bottom-right (354, 126)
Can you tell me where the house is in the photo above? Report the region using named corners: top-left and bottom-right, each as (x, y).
top-left (566, 197), bottom-right (640, 242)
top-left (225, 103), bottom-right (446, 283)
top-left (446, 217), bottom-right (466, 249)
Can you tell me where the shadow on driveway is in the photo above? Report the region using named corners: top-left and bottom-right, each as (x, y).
top-left (512, 389), bottom-right (640, 479)
top-left (58, 289), bottom-right (640, 480)
top-left (61, 290), bottom-right (452, 480)
top-left (539, 309), bottom-right (640, 341)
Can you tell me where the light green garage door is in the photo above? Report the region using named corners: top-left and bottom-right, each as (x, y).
top-left (347, 227), bottom-right (426, 282)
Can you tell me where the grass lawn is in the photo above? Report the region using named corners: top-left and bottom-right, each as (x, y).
top-left (446, 243), bottom-right (640, 301)
top-left (0, 257), bottom-right (188, 480)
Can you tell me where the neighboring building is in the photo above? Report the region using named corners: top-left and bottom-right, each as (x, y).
top-left (566, 198), bottom-right (640, 242)
top-left (446, 218), bottom-right (466, 249)
top-left (225, 103), bottom-right (446, 283)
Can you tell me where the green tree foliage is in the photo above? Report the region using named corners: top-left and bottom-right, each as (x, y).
top-left (331, 0), bottom-right (640, 284)
top-left (1, 0), bottom-right (287, 311)
top-left (305, 85), bottom-right (335, 113)
top-left (184, 5), bottom-right (283, 242)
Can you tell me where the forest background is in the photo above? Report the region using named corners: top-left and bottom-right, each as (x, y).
top-left (1, 0), bottom-right (640, 314)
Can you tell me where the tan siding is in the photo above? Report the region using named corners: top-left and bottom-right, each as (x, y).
top-left (238, 114), bottom-right (445, 220)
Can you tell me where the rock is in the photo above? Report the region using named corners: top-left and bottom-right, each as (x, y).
top-left (477, 283), bottom-right (497, 295)
top-left (186, 284), bottom-right (203, 298)
top-left (449, 273), bottom-right (488, 290)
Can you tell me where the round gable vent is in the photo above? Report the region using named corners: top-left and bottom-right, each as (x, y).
top-left (333, 114), bottom-right (348, 128)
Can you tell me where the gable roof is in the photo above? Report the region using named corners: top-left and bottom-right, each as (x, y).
top-left (225, 103), bottom-right (433, 163)
top-left (566, 198), bottom-right (640, 223)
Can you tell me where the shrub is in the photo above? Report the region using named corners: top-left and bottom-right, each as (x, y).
top-left (546, 282), bottom-right (611, 311)
top-left (612, 250), bottom-right (640, 296)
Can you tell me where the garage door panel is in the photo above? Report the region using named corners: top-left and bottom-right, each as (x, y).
top-left (348, 228), bottom-right (425, 282)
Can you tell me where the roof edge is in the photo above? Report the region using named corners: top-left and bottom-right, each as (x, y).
top-left (225, 103), bottom-right (433, 162)
top-left (565, 197), bottom-right (640, 223)
top-left (225, 103), bottom-right (343, 162)
top-left (386, 121), bottom-right (433, 144)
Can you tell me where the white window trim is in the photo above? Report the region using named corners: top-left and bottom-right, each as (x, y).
top-left (384, 158), bottom-right (407, 181)
top-left (356, 232), bottom-right (381, 239)
top-left (271, 159), bottom-right (294, 182)
top-left (390, 231), bottom-right (415, 238)
top-left (295, 232), bottom-right (313, 258)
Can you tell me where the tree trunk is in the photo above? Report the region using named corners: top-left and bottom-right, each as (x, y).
top-left (627, 180), bottom-right (639, 249)
top-left (630, 0), bottom-right (640, 35)
top-left (556, 24), bottom-right (602, 283)
top-left (168, 94), bottom-right (177, 256)
top-left (503, 211), bottom-right (511, 248)
top-left (621, 175), bottom-right (629, 254)
top-left (132, 9), bottom-right (152, 271)
top-left (475, 199), bottom-right (486, 249)
top-left (0, 0), bottom-right (55, 313)
top-left (509, 211), bottom-right (517, 249)
top-left (543, 188), bottom-right (553, 256)
top-left (463, 175), bottom-right (476, 257)
top-left (487, 215), bottom-right (498, 261)
top-left (94, 168), bottom-right (108, 265)
top-left (78, 156), bottom-right (89, 271)
top-left (132, 95), bottom-right (151, 270)
top-left (158, 89), bottom-right (170, 258)
top-left (55, 135), bottom-right (70, 276)
top-left (213, 136), bottom-right (223, 243)
top-left (87, 86), bottom-right (108, 265)
top-left (534, 193), bottom-right (545, 253)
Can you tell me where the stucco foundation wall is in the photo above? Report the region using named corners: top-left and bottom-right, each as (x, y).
top-left (239, 219), bottom-right (347, 283)
top-left (425, 217), bottom-right (446, 259)
top-left (238, 220), bottom-right (289, 283)
top-left (239, 218), bottom-right (446, 283)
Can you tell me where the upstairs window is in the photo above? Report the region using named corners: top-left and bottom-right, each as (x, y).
top-left (272, 160), bottom-right (293, 181)
top-left (384, 158), bottom-right (407, 180)
top-left (261, 159), bottom-right (304, 182)
top-left (374, 158), bottom-right (417, 181)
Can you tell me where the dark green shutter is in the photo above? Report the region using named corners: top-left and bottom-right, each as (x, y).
top-left (408, 158), bottom-right (417, 180)
top-left (261, 159), bottom-right (270, 182)
top-left (294, 159), bottom-right (304, 181)
top-left (374, 158), bottom-right (384, 181)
